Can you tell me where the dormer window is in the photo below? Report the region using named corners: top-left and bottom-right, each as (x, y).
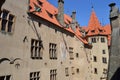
top-left (99, 30), bottom-right (103, 32)
top-left (33, 3), bottom-right (41, 12)
top-left (37, 0), bottom-right (43, 6)
top-left (91, 30), bottom-right (95, 33)
top-left (46, 11), bottom-right (53, 18)
top-left (66, 19), bottom-right (71, 24)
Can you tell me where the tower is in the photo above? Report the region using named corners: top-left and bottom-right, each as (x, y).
top-left (108, 3), bottom-right (120, 80)
top-left (83, 9), bottom-right (111, 80)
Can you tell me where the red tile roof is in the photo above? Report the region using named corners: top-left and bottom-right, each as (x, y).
top-left (82, 9), bottom-right (111, 46)
top-left (29, 0), bottom-right (88, 44)
top-left (75, 27), bottom-right (88, 44)
top-left (29, 0), bottom-right (111, 46)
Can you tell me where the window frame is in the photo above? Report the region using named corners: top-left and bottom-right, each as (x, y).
top-left (50, 69), bottom-right (57, 80)
top-left (91, 37), bottom-right (96, 43)
top-left (69, 47), bottom-right (74, 60)
top-left (0, 9), bottom-right (16, 34)
top-left (102, 57), bottom-right (107, 64)
top-left (0, 75), bottom-right (11, 80)
top-left (30, 71), bottom-right (40, 80)
top-left (101, 37), bottom-right (105, 43)
top-left (65, 67), bottom-right (69, 76)
top-left (49, 43), bottom-right (57, 60)
top-left (31, 39), bottom-right (43, 59)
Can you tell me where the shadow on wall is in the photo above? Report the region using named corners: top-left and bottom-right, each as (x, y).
top-left (0, 0), bottom-right (6, 11)
top-left (111, 67), bottom-right (120, 80)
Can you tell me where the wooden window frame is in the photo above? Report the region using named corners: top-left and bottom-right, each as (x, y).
top-left (49, 43), bottom-right (57, 60)
top-left (31, 39), bottom-right (43, 59)
top-left (30, 71), bottom-right (40, 80)
top-left (0, 9), bottom-right (16, 34)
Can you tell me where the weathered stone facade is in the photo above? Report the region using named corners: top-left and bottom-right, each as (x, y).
top-left (0, 0), bottom-right (110, 80)
top-left (108, 3), bottom-right (120, 80)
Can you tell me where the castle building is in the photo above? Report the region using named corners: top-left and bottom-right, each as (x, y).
top-left (108, 3), bottom-right (120, 80)
top-left (82, 8), bottom-right (111, 80)
top-left (0, 0), bottom-right (111, 80)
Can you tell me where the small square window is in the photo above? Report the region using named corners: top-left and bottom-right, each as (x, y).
top-left (91, 38), bottom-right (96, 43)
top-left (102, 57), bottom-right (107, 63)
top-left (102, 50), bottom-right (106, 54)
top-left (30, 71), bottom-right (40, 80)
top-left (101, 38), bottom-right (105, 43)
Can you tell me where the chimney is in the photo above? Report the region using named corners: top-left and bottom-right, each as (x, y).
top-left (71, 11), bottom-right (76, 22)
top-left (71, 11), bottom-right (77, 32)
top-left (57, 0), bottom-right (64, 26)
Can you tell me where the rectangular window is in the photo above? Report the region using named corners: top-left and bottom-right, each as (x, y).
top-left (102, 57), bottom-right (107, 63)
top-left (102, 50), bottom-right (106, 54)
top-left (30, 71), bottom-right (40, 80)
top-left (94, 68), bottom-right (97, 74)
top-left (46, 11), bottom-right (53, 18)
top-left (93, 56), bottom-right (97, 62)
top-left (76, 68), bottom-right (79, 73)
top-left (37, 0), bottom-right (43, 6)
top-left (31, 39), bottom-right (43, 59)
top-left (65, 67), bottom-right (69, 76)
top-left (0, 9), bottom-right (15, 33)
top-left (91, 38), bottom-right (96, 43)
top-left (0, 75), bottom-right (11, 80)
top-left (101, 38), bottom-right (105, 43)
top-left (76, 53), bottom-right (79, 58)
top-left (49, 43), bottom-right (57, 59)
top-left (69, 47), bottom-right (74, 60)
top-left (50, 69), bottom-right (57, 80)
top-left (103, 68), bottom-right (107, 74)
top-left (71, 67), bottom-right (75, 75)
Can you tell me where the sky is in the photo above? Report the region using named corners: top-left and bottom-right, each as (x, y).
top-left (48, 0), bottom-right (120, 26)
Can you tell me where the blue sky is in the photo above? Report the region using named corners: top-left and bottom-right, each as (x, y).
top-left (48, 0), bottom-right (120, 26)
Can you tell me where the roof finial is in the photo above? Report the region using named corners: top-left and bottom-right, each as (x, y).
top-left (89, 0), bottom-right (94, 10)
